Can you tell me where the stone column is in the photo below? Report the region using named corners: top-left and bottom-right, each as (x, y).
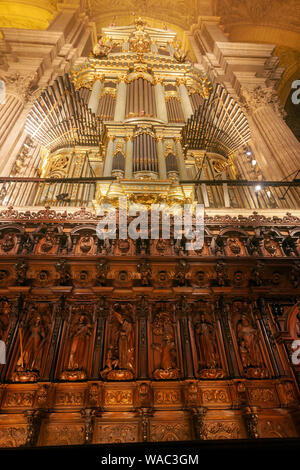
top-left (125, 134), bottom-right (133, 178)
top-left (156, 137), bottom-right (167, 180)
top-left (103, 137), bottom-right (115, 177)
top-left (154, 79), bottom-right (168, 122)
top-left (177, 80), bottom-right (193, 121)
top-left (114, 76), bottom-right (127, 122)
top-left (0, 72), bottom-right (37, 175)
top-left (88, 78), bottom-right (103, 114)
top-left (175, 138), bottom-right (188, 180)
top-left (243, 86), bottom-right (300, 180)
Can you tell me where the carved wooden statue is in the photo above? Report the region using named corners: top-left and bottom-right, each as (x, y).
top-left (152, 308), bottom-right (179, 379)
top-left (68, 313), bottom-right (93, 370)
top-left (193, 310), bottom-right (225, 379)
top-left (236, 313), bottom-right (267, 378)
top-left (101, 304), bottom-right (135, 380)
top-left (17, 305), bottom-right (50, 372)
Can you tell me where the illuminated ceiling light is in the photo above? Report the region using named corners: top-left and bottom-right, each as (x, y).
top-left (251, 159), bottom-right (257, 166)
top-left (266, 190), bottom-right (271, 197)
top-left (254, 184), bottom-right (262, 192)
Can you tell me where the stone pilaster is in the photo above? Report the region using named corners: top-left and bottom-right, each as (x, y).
top-left (156, 137), bottom-right (167, 180)
top-left (88, 78), bottom-right (104, 114)
top-left (175, 138), bottom-right (188, 180)
top-left (125, 134), bottom-right (133, 179)
top-left (103, 137), bottom-right (115, 177)
top-left (154, 79), bottom-right (168, 122)
top-left (114, 76), bottom-right (127, 122)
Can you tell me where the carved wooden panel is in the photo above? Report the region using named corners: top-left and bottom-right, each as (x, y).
top-left (7, 301), bottom-right (57, 382)
top-left (41, 424), bottom-right (85, 446)
top-left (149, 303), bottom-right (181, 380)
top-left (258, 417), bottom-right (297, 438)
top-left (150, 421), bottom-right (191, 442)
top-left (96, 422), bottom-right (139, 444)
top-left (204, 421), bottom-right (241, 440)
top-left (0, 426), bottom-right (27, 447)
top-left (56, 303), bottom-right (96, 381)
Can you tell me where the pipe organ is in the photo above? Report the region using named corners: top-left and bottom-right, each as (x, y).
top-left (1, 17), bottom-right (300, 450)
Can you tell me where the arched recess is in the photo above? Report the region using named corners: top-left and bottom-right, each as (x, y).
top-left (287, 304), bottom-right (300, 340)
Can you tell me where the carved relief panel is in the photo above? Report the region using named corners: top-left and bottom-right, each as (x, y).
top-left (72, 228), bottom-right (98, 256)
top-left (189, 302), bottom-right (226, 379)
top-left (150, 303), bottom-right (181, 380)
top-left (8, 302), bottom-right (56, 383)
top-left (58, 304), bottom-right (96, 381)
top-left (101, 303), bottom-right (136, 380)
top-left (230, 301), bottom-right (269, 379)
top-left (0, 229), bottom-right (20, 256)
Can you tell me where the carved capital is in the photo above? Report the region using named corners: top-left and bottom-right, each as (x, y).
top-left (1, 71), bottom-right (40, 105)
top-left (241, 86), bottom-right (286, 118)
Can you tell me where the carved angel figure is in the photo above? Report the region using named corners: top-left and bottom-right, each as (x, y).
top-left (92, 36), bottom-right (113, 58)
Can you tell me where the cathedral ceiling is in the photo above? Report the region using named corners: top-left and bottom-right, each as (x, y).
top-left (0, 0), bottom-right (299, 104)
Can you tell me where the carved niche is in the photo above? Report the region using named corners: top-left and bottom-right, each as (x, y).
top-left (101, 303), bottom-right (136, 380)
top-left (0, 227), bottom-right (21, 255)
top-left (60, 304), bottom-right (95, 381)
top-left (73, 228), bottom-right (97, 256)
top-left (114, 237), bottom-right (134, 256)
top-left (225, 235), bottom-right (247, 257)
top-left (11, 303), bottom-right (54, 383)
top-left (262, 232), bottom-right (282, 257)
top-left (34, 225), bottom-right (60, 255)
top-left (150, 303), bottom-right (180, 380)
top-left (232, 302), bottom-right (269, 379)
top-left (190, 302), bottom-right (226, 379)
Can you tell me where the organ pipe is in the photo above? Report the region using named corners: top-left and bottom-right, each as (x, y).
top-left (126, 78), bottom-right (156, 118)
top-left (133, 133), bottom-right (158, 173)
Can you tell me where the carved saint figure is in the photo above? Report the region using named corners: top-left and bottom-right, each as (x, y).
top-left (237, 315), bottom-right (263, 368)
top-left (111, 304), bottom-right (135, 373)
top-left (67, 313), bottom-right (93, 370)
top-left (152, 310), bottom-right (178, 378)
top-left (17, 306), bottom-right (49, 371)
top-left (193, 312), bottom-right (219, 370)
top-left (102, 304), bottom-right (135, 378)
